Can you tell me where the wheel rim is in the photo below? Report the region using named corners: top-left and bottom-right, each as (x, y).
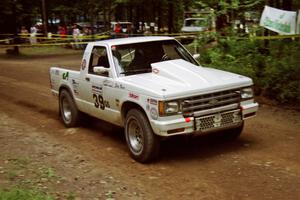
top-left (62, 97), bottom-right (72, 123)
top-left (127, 118), bottom-right (144, 153)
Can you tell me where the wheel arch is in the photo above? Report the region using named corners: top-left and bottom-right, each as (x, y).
top-left (59, 84), bottom-right (74, 99)
top-left (121, 101), bottom-right (147, 125)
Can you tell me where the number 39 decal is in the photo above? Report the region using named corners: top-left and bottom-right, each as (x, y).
top-left (93, 94), bottom-right (110, 110)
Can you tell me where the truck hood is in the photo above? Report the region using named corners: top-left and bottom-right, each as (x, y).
top-left (120, 59), bottom-right (252, 99)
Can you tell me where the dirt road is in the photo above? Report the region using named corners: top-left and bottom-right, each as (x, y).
top-left (0, 48), bottom-right (299, 200)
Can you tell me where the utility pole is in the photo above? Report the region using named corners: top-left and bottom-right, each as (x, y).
top-left (42, 0), bottom-right (48, 35)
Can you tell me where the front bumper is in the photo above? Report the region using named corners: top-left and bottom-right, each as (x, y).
top-left (150, 101), bottom-right (259, 137)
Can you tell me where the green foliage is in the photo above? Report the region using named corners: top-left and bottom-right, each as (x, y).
top-left (262, 40), bottom-right (300, 103)
top-left (0, 188), bottom-right (52, 200)
top-left (173, 0), bottom-right (185, 32)
top-left (194, 0), bottom-right (265, 14)
top-left (6, 171), bottom-right (18, 181)
top-left (66, 192), bottom-right (76, 200)
top-left (199, 36), bottom-right (300, 103)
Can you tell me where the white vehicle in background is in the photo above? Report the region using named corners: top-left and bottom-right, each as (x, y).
top-left (49, 36), bottom-right (258, 163)
top-left (110, 21), bottom-right (133, 33)
top-left (181, 18), bottom-right (209, 33)
top-left (180, 17), bottom-right (210, 44)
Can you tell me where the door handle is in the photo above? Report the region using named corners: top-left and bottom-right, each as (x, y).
top-left (85, 77), bottom-right (90, 82)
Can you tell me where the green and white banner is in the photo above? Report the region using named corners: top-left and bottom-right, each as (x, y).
top-left (260, 6), bottom-right (297, 35)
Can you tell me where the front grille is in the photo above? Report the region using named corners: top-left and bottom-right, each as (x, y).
top-left (195, 110), bottom-right (242, 132)
top-left (182, 89), bottom-right (240, 117)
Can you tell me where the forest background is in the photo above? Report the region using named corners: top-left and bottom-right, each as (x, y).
top-left (0, 0), bottom-right (299, 105)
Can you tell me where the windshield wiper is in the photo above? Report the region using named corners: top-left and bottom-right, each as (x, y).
top-left (120, 68), bottom-right (152, 75)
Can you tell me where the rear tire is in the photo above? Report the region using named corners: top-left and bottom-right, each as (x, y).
top-left (125, 109), bottom-right (160, 163)
top-left (59, 90), bottom-right (81, 127)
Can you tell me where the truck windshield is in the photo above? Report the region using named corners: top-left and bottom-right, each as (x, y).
top-left (112, 40), bottom-right (199, 76)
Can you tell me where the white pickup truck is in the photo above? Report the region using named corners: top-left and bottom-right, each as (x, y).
top-left (50, 36), bottom-right (258, 163)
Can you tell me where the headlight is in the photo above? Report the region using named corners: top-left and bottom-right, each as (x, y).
top-left (159, 101), bottom-right (181, 116)
top-left (241, 87), bottom-right (254, 99)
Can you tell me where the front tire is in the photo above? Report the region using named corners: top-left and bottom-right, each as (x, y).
top-left (59, 90), bottom-right (81, 127)
top-left (125, 109), bottom-right (160, 163)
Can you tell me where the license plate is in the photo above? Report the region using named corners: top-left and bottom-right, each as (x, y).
top-left (213, 113), bottom-right (221, 127)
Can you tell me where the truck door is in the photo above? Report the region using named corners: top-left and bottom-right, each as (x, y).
top-left (78, 45), bottom-right (113, 120)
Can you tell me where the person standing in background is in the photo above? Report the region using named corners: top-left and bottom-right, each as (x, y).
top-left (114, 22), bottom-right (122, 38)
top-left (58, 25), bottom-right (67, 38)
top-left (30, 25), bottom-right (37, 44)
top-left (72, 24), bottom-right (80, 49)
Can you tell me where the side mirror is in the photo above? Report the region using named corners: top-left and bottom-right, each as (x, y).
top-left (93, 66), bottom-right (110, 75)
top-left (193, 54), bottom-right (200, 59)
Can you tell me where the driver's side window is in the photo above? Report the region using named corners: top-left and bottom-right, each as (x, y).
top-left (89, 46), bottom-right (109, 76)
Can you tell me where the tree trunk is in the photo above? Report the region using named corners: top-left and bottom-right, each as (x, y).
top-left (157, 2), bottom-right (162, 31)
top-left (168, 1), bottom-right (173, 33)
top-left (42, 0), bottom-right (48, 35)
top-left (128, 2), bottom-right (133, 23)
top-left (12, 1), bottom-right (19, 55)
top-left (282, 0), bottom-right (293, 10)
top-left (274, 0), bottom-right (280, 8)
top-left (108, 0), bottom-right (112, 25)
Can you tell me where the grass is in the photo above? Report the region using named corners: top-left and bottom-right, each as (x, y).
top-left (6, 171), bottom-right (18, 181)
top-left (19, 46), bottom-right (82, 56)
top-left (0, 46), bottom-right (82, 58)
top-left (3, 157), bottom-right (31, 181)
top-left (42, 168), bottom-right (55, 178)
top-left (66, 192), bottom-right (76, 200)
top-left (0, 157), bottom-right (75, 200)
top-left (1, 158), bottom-right (58, 193)
top-left (0, 188), bottom-right (53, 200)
top-left (9, 158), bottom-right (30, 168)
